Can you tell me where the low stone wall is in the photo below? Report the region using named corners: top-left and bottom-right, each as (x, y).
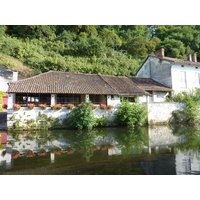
top-left (147, 102), bottom-right (184, 125)
top-left (6, 102), bottom-right (186, 129)
top-left (7, 106), bottom-right (120, 129)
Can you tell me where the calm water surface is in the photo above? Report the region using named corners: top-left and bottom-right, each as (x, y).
top-left (1, 125), bottom-right (200, 175)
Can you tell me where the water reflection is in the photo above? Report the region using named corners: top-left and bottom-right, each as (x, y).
top-left (1, 125), bottom-right (200, 174)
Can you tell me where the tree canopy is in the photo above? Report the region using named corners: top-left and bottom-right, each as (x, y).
top-left (1, 25), bottom-right (200, 76)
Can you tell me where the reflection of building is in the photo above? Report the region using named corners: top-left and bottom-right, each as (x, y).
top-left (175, 150), bottom-right (200, 175)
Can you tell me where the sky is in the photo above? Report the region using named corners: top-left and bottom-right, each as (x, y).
top-left (1, 0), bottom-right (199, 25)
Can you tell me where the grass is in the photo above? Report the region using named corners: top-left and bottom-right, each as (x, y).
top-left (0, 53), bottom-right (35, 77)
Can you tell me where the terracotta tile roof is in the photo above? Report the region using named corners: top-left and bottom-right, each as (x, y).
top-left (8, 71), bottom-right (170, 96)
top-left (8, 71), bottom-right (118, 95)
top-left (99, 75), bottom-right (149, 96)
top-left (130, 78), bottom-right (173, 92)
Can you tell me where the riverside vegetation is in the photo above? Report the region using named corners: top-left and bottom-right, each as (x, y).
top-left (166, 88), bottom-right (200, 125)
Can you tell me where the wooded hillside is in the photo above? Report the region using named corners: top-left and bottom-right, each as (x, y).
top-left (1, 25), bottom-right (200, 76)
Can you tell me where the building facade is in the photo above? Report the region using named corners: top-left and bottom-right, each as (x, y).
top-left (136, 48), bottom-right (200, 94)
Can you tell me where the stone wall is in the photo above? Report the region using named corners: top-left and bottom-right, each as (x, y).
top-left (147, 102), bottom-right (184, 125)
top-left (7, 106), bottom-right (120, 129)
top-left (7, 102), bottom-right (186, 129)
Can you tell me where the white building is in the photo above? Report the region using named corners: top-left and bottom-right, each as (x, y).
top-left (136, 48), bottom-right (200, 94)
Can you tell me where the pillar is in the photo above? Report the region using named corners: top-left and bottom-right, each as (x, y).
top-left (7, 93), bottom-right (15, 109)
top-left (85, 94), bottom-right (89, 102)
top-left (51, 94), bottom-right (56, 106)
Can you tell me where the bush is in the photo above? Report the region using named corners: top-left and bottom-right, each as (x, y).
top-left (167, 89), bottom-right (200, 124)
top-left (69, 101), bottom-right (96, 130)
top-left (115, 100), bottom-right (147, 127)
top-left (95, 117), bottom-right (107, 127)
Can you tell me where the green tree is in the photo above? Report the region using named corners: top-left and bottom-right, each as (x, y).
top-left (161, 38), bottom-right (186, 58)
top-left (115, 99), bottom-right (148, 127)
top-left (100, 28), bottom-right (122, 49)
top-left (69, 101), bottom-right (96, 130)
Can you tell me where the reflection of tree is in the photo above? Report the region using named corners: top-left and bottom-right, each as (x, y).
top-left (113, 127), bottom-right (149, 155)
top-left (173, 125), bottom-right (200, 154)
top-left (35, 130), bottom-right (60, 147)
top-left (8, 130), bottom-right (60, 148)
top-left (70, 130), bottom-right (97, 161)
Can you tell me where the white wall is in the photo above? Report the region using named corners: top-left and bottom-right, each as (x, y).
top-left (171, 64), bottom-right (200, 93)
top-left (147, 102), bottom-right (184, 124)
top-left (0, 76), bottom-right (10, 92)
top-left (107, 95), bottom-right (120, 106)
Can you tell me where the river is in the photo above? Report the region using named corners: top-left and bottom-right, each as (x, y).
top-left (0, 125), bottom-right (200, 175)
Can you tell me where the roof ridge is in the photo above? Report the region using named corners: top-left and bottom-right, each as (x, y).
top-left (98, 74), bottom-right (120, 95)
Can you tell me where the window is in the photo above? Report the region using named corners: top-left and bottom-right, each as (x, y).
top-left (89, 95), bottom-right (100, 103)
top-left (121, 97), bottom-right (136, 102)
top-left (180, 71), bottom-right (187, 88)
top-left (57, 94), bottom-right (81, 104)
top-left (195, 73), bottom-right (200, 87)
top-left (16, 93), bottom-right (50, 106)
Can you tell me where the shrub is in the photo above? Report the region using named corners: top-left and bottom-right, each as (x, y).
top-left (94, 117), bottom-right (107, 127)
top-left (167, 89), bottom-right (200, 124)
top-left (69, 101), bottom-right (96, 130)
top-left (115, 100), bottom-right (147, 127)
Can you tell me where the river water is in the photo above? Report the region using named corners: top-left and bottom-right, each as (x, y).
top-left (0, 125), bottom-right (200, 175)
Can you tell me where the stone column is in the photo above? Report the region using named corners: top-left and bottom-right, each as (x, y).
top-left (85, 94), bottom-right (89, 102)
top-left (51, 94), bottom-right (56, 106)
top-left (7, 93), bottom-right (15, 109)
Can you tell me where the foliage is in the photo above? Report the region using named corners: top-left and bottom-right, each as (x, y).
top-left (28, 103), bottom-right (36, 109)
top-left (94, 117), bottom-right (107, 127)
top-left (51, 104), bottom-right (63, 109)
top-left (69, 101), bottom-right (96, 130)
top-left (66, 104), bottom-right (74, 109)
top-left (2, 25), bottom-right (200, 80)
top-left (115, 99), bottom-right (148, 127)
top-left (13, 104), bottom-right (21, 110)
top-left (167, 89), bottom-right (200, 124)
top-left (113, 127), bottom-right (149, 154)
top-left (100, 104), bottom-right (107, 109)
top-left (39, 104), bottom-right (47, 109)
top-left (0, 91), bottom-right (5, 111)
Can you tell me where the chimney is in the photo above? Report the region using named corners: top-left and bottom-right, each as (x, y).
top-left (188, 54), bottom-right (192, 61)
top-left (12, 71), bottom-right (18, 81)
top-left (192, 54), bottom-right (197, 62)
top-left (155, 48), bottom-right (165, 57)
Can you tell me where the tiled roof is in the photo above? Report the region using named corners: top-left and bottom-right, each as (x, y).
top-left (8, 71), bottom-right (171, 96)
top-left (99, 75), bottom-right (148, 96)
top-left (130, 78), bottom-right (173, 92)
top-left (8, 71), bottom-right (118, 95)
